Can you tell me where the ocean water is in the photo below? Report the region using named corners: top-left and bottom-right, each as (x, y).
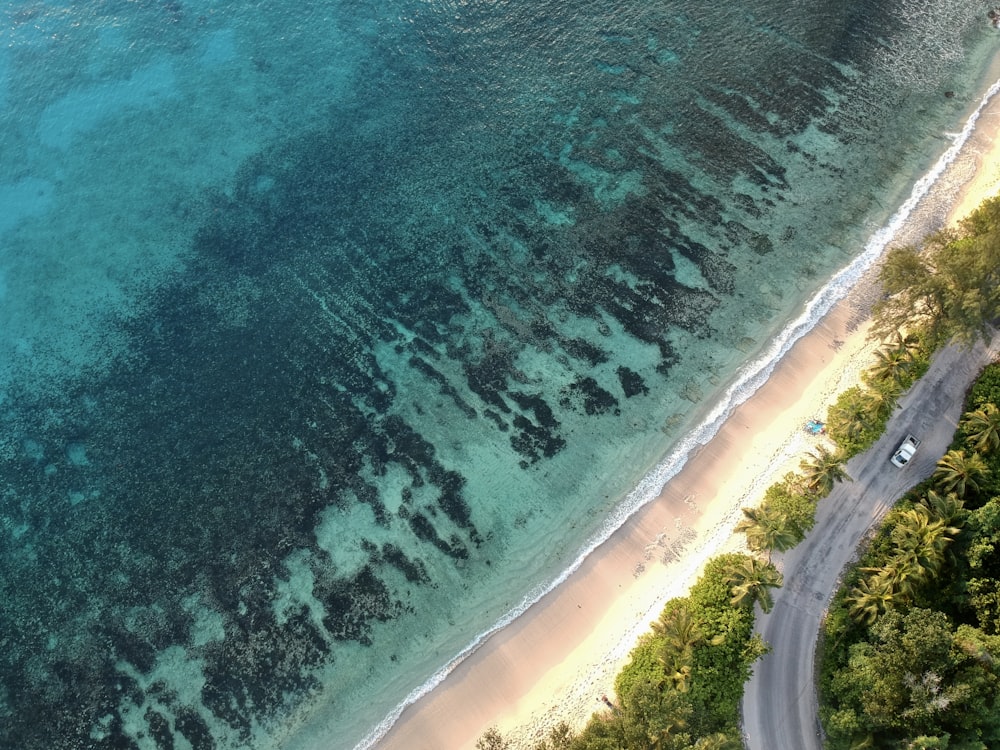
top-left (0, 1), bottom-right (997, 748)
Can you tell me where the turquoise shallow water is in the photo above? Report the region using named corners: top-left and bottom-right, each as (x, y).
top-left (0, 1), bottom-right (997, 748)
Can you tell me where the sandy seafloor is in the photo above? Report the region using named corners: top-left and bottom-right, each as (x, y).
top-left (369, 58), bottom-right (1000, 750)
top-left (2, 3), bottom-right (1000, 750)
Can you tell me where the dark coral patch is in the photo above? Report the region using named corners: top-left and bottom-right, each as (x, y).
top-left (381, 543), bottom-right (431, 584)
top-left (319, 566), bottom-right (403, 644)
top-left (174, 707), bottom-right (215, 750)
top-left (144, 708), bottom-right (175, 750)
top-left (617, 366), bottom-right (649, 398)
top-left (560, 376), bottom-right (620, 416)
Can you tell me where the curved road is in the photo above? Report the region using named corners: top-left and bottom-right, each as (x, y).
top-left (741, 334), bottom-right (1000, 750)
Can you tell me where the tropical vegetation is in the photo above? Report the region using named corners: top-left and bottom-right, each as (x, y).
top-left (818, 362), bottom-right (1000, 749)
top-left (480, 196), bottom-right (1000, 750)
top-left (872, 198), bottom-right (1000, 347)
top-left (820, 327), bottom-right (934, 458)
top-left (815, 196), bottom-right (1000, 749)
top-left (478, 555), bottom-right (770, 750)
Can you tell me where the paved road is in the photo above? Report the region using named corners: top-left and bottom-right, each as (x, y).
top-left (741, 334), bottom-right (1000, 750)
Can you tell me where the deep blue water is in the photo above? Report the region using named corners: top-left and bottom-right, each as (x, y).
top-left (0, 1), bottom-right (997, 748)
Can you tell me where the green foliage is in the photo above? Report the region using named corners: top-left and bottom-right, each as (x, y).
top-left (652, 601), bottom-right (720, 693)
top-left (690, 629), bottom-right (768, 736)
top-left (570, 716), bottom-right (620, 750)
top-left (966, 578), bottom-right (1000, 636)
top-left (760, 472), bottom-right (818, 540)
top-left (572, 554), bottom-right (767, 750)
top-left (617, 681), bottom-right (692, 750)
top-left (965, 498), bottom-right (1000, 576)
top-left (688, 554), bottom-right (747, 612)
top-left (967, 363), bottom-right (1000, 412)
top-left (734, 503), bottom-right (802, 560)
top-left (477, 727), bottom-right (511, 750)
top-left (933, 450), bottom-right (988, 500)
top-left (543, 722), bottom-right (575, 750)
top-left (819, 358), bottom-right (1000, 749)
top-left (822, 607), bottom-right (1000, 748)
top-left (962, 499), bottom-right (1000, 636)
top-left (845, 573), bottom-right (897, 626)
top-left (959, 403), bottom-right (1000, 455)
top-left (866, 341), bottom-right (913, 388)
top-left (822, 327), bottom-right (932, 459)
top-left (956, 396), bottom-right (1000, 504)
top-left (570, 683), bottom-right (692, 750)
top-left (873, 244), bottom-right (947, 346)
top-left (905, 734), bottom-right (953, 749)
top-left (533, 722), bottom-right (575, 750)
top-left (889, 506), bottom-right (960, 580)
top-left (873, 197), bottom-right (1000, 347)
top-left (615, 633), bottom-right (668, 703)
top-left (835, 495), bottom-right (964, 629)
top-left (800, 445), bottom-right (850, 495)
top-left (689, 733), bottom-right (741, 749)
top-left (923, 490), bottom-right (969, 529)
top-left (685, 554), bottom-right (770, 735)
top-left (826, 386), bottom-right (882, 456)
top-left (723, 556), bottom-right (783, 613)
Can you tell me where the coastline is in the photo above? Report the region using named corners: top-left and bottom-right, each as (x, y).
top-left (367, 84), bottom-right (1000, 750)
top-left (373, 288), bottom-right (878, 750)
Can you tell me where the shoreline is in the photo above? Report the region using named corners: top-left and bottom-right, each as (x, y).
top-left (373, 284), bottom-right (878, 750)
top-left (367, 80), bottom-right (1000, 750)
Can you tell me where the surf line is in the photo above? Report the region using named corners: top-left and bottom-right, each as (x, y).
top-left (353, 75), bottom-right (1000, 750)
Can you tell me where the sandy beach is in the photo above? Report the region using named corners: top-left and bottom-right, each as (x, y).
top-left (370, 86), bottom-right (1000, 750)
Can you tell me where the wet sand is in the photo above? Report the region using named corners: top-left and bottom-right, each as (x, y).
top-left (372, 83), bottom-right (1000, 750)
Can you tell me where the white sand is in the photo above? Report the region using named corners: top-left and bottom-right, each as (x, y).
top-left (373, 84), bottom-right (1000, 750)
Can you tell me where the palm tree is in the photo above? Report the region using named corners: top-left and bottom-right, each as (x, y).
top-left (800, 446), bottom-right (851, 496)
top-left (885, 328), bottom-right (922, 356)
top-left (653, 605), bottom-right (726, 692)
top-left (868, 341), bottom-right (913, 386)
top-left (861, 381), bottom-right (900, 422)
top-left (846, 574), bottom-right (897, 625)
top-left (869, 557), bottom-right (921, 603)
top-left (853, 507), bottom-right (960, 614)
top-left (652, 604), bottom-right (704, 650)
top-left (724, 556), bottom-right (783, 614)
top-left (920, 489), bottom-right (967, 528)
top-left (932, 449), bottom-right (988, 498)
top-left (652, 605), bottom-right (707, 692)
top-left (960, 403), bottom-right (1000, 455)
top-left (889, 506), bottom-right (960, 581)
top-left (827, 389), bottom-right (871, 444)
top-left (734, 505), bottom-right (799, 561)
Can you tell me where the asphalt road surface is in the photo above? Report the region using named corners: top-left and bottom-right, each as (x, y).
top-left (741, 333), bottom-right (1000, 750)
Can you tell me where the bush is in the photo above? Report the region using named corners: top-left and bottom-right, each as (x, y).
top-left (476, 727), bottom-right (510, 750)
top-left (826, 386), bottom-right (885, 457)
top-left (967, 362), bottom-right (1000, 412)
top-left (571, 554), bottom-right (769, 749)
top-left (533, 722), bottom-right (574, 750)
top-left (762, 473), bottom-right (818, 541)
top-left (685, 555), bottom-right (767, 735)
top-left (614, 632), bottom-right (665, 703)
top-left (818, 358), bottom-right (1000, 749)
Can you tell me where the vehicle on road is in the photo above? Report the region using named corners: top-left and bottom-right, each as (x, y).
top-left (890, 434), bottom-right (920, 467)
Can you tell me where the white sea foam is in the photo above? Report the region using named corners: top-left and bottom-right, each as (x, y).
top-left (352, 76), bottom-right (1000, 750)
